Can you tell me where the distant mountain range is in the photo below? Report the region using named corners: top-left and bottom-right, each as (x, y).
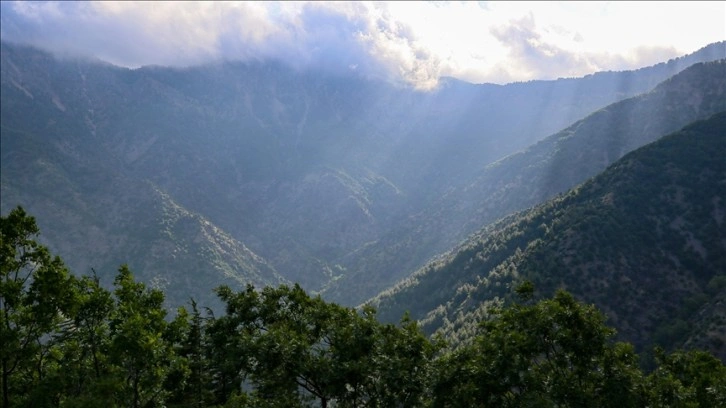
top-left (1, 38), bottom-right (725, 325)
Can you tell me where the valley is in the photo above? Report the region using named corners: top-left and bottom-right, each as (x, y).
top-left (1, 40), bottom-right (725, 361)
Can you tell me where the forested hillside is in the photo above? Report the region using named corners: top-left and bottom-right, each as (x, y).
top-left (372, 112), bottom-right (726, 362)
top-left (2, 41), bottom-right (724, 308)
top-left (2, 208), bottom-right (725, 407)
top-left (328, 59), bottom-right (726, 305)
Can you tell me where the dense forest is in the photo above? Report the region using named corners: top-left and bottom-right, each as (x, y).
top-left (371, 111), bottom-right (726, 363)
top-left (3, 207), bottom-right (725, 407)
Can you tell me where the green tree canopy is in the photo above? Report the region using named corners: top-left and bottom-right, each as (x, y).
top-left (2, 206), bottom-right (725, 407)
top-left (1, 206), bottom-right (77, 407)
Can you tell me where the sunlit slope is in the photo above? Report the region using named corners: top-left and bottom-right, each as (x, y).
top-left (330, 59), bottom-right (726, 306)
top-left (0, 122), bottom-right (286, 308)
top-left (0, 50), bottom-right (286, 308)
top-left (371, 112), bottom-right (726, 359)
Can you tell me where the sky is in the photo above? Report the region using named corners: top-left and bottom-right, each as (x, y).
top-left (1, 1), bottom-right (724, 89)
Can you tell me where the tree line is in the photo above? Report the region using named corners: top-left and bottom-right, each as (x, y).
top-left (2, 206), bottom-right (725, 407)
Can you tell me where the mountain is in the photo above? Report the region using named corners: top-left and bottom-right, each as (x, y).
top-left (327, 58), bottom-right (726, 305)
top-left (0, 123), bottom-right (285, 308)
top-left (0, 46), bottom-right (287, 307)
top-left (1, 40), bottom-right (724, 307)
top-left (370, 112), bottom-right (726, 360)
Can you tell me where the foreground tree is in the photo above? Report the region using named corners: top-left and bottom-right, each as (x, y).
top-left (645, 347), bottom-right (726, 407)
top-left (0, 206), bottom-right (77, 407)
top-left (50, 272), bottom-right (117, 406)
top-left (107, 265), bottom-right (186, 408)
top-left (164, 299), bottom-right (213, 408)
top-left (210, 284), bottom-right (437, 407)
top-left (431, 286), bottom-right (646, 407)
top-left (3, 207), bottom-right (725, 407)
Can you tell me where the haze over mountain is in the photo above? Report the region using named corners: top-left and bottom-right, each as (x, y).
top-left (3, 1), bottom-right (724, 87)
top-left (326, 57), bottom-right (726, 305)
top-left (1, 40), bottom-right (725, 308)
top-left (371, 111), bottom-right (726, 360)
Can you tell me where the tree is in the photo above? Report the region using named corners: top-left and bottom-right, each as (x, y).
top-left (431, 288), bottom-right (646, 407)
top-left (107, 265), bottom-right (183, 408)
top-left (210, 284), bottom-right (438, 407)
top-left (50, 272), bottom-right (117, 407)
top-left (0, 206), bottom-right (77, 407)
top-left (366, 313), bottom-right (438, 407)
top-left (165, 299), bottom-right (214, 408)
top-left (205, 285), bottom-right (259, 405)
top-left (646, 347), bottom-right (726, 407)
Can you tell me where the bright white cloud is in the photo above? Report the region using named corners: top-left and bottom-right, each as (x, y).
top-left (384, 1), bottom-right (726, 84)
top-left (1, 1), bottom-right (723, 89)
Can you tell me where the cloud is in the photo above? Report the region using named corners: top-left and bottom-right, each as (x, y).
top-left (486, 12), bottom-right (657, 83)
top-left (1, 1), bottom-right (723, 88)
top-left (0, 1), bottom-right (439, 88)
top-left (489, 13), bottom-right (581, 81)
top-left (487, 11), bottom-right (686, 82)
top-left (2, 2), bottom-right (284, 67)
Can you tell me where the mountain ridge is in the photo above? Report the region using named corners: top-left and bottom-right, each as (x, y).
top-left (370, 111), bottom-right (726, 359)
top-left (1, 40), bottom-right (724, 309)
top-left (326, 58), bottom-right (726, 305)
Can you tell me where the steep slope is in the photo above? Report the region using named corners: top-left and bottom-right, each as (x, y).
top-left (371, 112), bottom-right (726, 360)
top-left (0, 123), bottom-right (285, 308)
top-left (329, 59), bottom-right (726, 305)
top-left (0, 51), bottom-right (285, 307)
top-left (1, 40), bottom-right (724, 305)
